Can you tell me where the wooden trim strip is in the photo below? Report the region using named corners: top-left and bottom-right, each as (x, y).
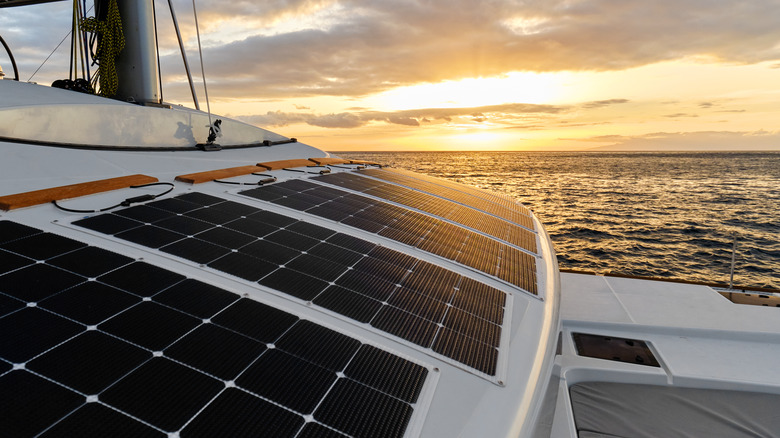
top-left (0, 174), bottom-right (159, 211)
top-left (175, 165), bottom-right (264, 184)
top-left (307, 157), bottom-right (349, 166)
top-left (256, 159), bottom-right (314, 171)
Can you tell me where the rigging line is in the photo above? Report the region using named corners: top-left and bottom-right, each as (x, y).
top-left (191, 0), bottom-right (213, 130)
top-left (152, 0), bottom-right (164, 103)
top-left (29, 30), bottom-right (70, 82)
top-left (28, 3), bottom-right (95, 82)
top-left (168, 0), bottom-right (200, 110)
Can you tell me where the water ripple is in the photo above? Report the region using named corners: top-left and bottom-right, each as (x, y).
top-left (337, 151), bottom-right (780, 289)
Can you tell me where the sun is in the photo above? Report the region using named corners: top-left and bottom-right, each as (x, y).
top-left (370, 72), bottom-right (564, 111)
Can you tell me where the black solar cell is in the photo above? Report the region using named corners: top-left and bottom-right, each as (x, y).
top-left (297, 423), bottom-right (349, 438)
top-left (165, 323), bottom-right (266, 379)
top-left (344, 344), bottom-right (428, 403)
top-left (39, 402), bottom-right (166, 438)
top-left (175, 192), bottom-right (224, 206)
top-left (98, 261), bottom-right (185, 297)
top-left (145, 197), bottom-right (202, 214)
top-left (100, 357), bottom-right (223, 431)
top-left (258, 267), bottom-right (329, 301)
top-left (308, 242), bottom-right (365, 266)
top-left (0, 248), bottom-right (33, 272)
top-left (194, 226), bottom-right (257, 248)
top-left (39, 281), bottom-right (140, 325)
top-left (161, 237), bottom-right (233, 264)
top-left (314, 378), bottom-right (413, 438)
top-left (0, 307), bottom-right (84, 362)
top-left (0, 294), bottom-right (24, 318)
top-left (0, 220), bottom-right (40, 244)
top-left (275, 320), bottom-right (361, 372)
top-left (73, 191), bottom-right (513, 376)
top-left (237, 348), bottom-right (336, 414)
top-left (432, 328), bottom-right (498, 375)
top-left (115, 224), bottom-right (184, 248)
top-left (211, 298), bottom-right (298, 343)
top-left (222, 216), bottom-right (278, 237)
top-left (185, 206), bottom-right (243, 225)
top-left (334, 269), bottom-right (399, 301)
top-left (99, 301), bottom-right (200, 351)
top-left (1, 232), bottom-right (86, 260)
top-left (314, 285), bottom-right (383, 323)
top-left (207, 251), bottom-right (278, 281)
top-left (0, 371), bottom-right (84, 437)
top-left (286, 254), bottom-right (345, 282)
top-left (0, 219), bottom-right (430, 437)
top-left (264, 229), bottom-right (320, 251)
top-left (153, 278), bottom-right (239, 318)
top-left (73, 213), bottom-right (143, 234)
top-left (180, 388), bottom-right (304, 438)
top-left (48, 246), bottom-right (133, 278)
top-left (115, 205), bottom-right (175, 223)
top-left (370, 306), bottom-right (439, 348)
top-left (27, 331), bottom-right (151, 394)
top-left (0, 263), bottom-right (84, 301)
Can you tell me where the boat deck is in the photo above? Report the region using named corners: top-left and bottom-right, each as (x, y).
top-left (552, 272), bottom-right (780, 437)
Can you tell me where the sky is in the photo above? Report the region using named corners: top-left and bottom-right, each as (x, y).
top-left (2, 0), bottom-right (779, 151)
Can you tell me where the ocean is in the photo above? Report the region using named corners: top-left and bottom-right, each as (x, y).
top-left (334, 151), bottom-right (780, 290)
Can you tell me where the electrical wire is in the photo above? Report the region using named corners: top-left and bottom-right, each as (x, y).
top-left (52, 182), bottom-right (175, 214)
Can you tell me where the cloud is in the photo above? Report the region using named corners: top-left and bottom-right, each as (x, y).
top-left (161, 0), bottom-right (780, 99)
top-left (7, 1), bottom-right (780, 99)
top-left (237, 102), bottom-right (568, 128)
top-left (584, 130), bottom-right (780, 151)
top-left (581, 99), bottom-right (630, 109)
top-left (664, 113), bottom-right (699, 118)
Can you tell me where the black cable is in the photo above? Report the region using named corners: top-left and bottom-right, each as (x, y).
top-left (52, 182), bottom-right (175, 213)
top-left (328, 164), bottom-right (366, 170)
top-left (283, 167), bottom-right (332, 175)
top-left (213, 176), bottom-right (277, 186)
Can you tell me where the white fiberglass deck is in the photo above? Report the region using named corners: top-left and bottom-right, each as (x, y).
top-left (551, 273), bottom-right (780, 437)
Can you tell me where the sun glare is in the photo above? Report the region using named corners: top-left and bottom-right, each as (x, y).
top-left (371, 72), bottom-right (564, 111)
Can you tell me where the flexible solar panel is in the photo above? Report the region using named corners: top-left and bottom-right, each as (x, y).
top-left (313, 172), bottom-right (536, 249)
top-left (241, 179), bottom-right (538, 295)
top-left (73, 192), bottom-right (510, 375)
top-left (0, 220), bottom-right (429, 437)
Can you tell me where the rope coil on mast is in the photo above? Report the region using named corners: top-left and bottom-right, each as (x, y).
top-left (80, 0), bottom-right (124, 96)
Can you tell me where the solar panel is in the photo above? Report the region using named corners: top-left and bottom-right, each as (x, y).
top-left (73, 193), bottom-right (511, 376)
top-left (241, 179), bottom-right (538, 295)
top-left (0, 219), bottom-right (433, 437)
top-left (313, 172), bottom-right (537, 250)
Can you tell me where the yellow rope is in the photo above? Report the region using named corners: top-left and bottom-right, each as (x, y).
top-left (80, 0), bottom-right (124, 97)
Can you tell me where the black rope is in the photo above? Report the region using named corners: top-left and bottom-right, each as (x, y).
top-left (52, 182), bottom-right (175, 213)
top-left (0, 33), bottom-right (20, 81)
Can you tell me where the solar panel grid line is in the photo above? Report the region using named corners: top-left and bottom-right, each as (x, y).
top-left (313, 173), bottom-right (538, 256)
top-left (375, 168), bottom-right (528, 215)
top-left (360, 168), bottom-right (524, 214)
top-left (365, 169), bottom-right (537, 231)
top-left (69, 193), bottom-right (517, 376)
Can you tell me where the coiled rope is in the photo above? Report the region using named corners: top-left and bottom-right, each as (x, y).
top-left (80, 0), bottom-right (124, 97)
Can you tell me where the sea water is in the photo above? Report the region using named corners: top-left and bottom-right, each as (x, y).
top-left (335, 151), bottom-right (780, 289)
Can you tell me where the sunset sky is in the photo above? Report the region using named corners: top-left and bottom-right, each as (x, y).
top-left (2, 0), bottom-right (779, 151)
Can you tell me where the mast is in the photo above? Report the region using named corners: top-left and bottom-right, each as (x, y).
top-left (105, 0), bottom-right (161, 105)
